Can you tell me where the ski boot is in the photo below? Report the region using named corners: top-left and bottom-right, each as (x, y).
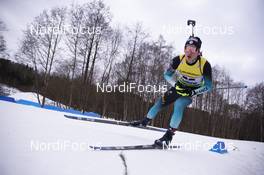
top-left (154, 128), bottom-right (175, 147)
top-left (130, 117), bottom-right (151, 127)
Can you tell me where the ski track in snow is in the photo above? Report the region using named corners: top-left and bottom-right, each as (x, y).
top-left (0, 96), bottom-right (264, 175)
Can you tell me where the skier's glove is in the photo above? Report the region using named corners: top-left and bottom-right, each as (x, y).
top-left (175, 84), bottom-right (196, 97)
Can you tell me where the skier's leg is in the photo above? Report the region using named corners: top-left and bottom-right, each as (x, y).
top-left (169, 96), bottom-right (192, 129)
top-left (146, 87), bottom-right (182, 120)
top-left (146, 97), bottom-right (163, 119)
top-left (130, 97), bottom-right (163, 126)
top-left (154, 97), bottom-right (192, 147)
top-left (131, 87), bottom-right (180, 126)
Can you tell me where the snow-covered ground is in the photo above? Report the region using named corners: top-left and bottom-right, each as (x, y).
top-left (0, 83), bottom-right (21, 96)
top-left (0, 83), bottom-right (66, 108)
top-left (9, 91), bottom-right (66, 108)
top-left (0, 93), bottom-right (263, 175)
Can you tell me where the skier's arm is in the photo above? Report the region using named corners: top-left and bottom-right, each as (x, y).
top-left (164, 56), bottom-right (181, 86)
top-left (193, 61), bottom-right (212, 95)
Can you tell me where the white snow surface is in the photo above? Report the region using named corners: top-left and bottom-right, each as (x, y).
top-left (0, 84), bottom-right (60, 107)
top-left (8, 89), bottom-right (67, 108)
top-left (9, 92), bottom-right (60, 106)
top-left (0, 94), bottom-right (264, 175)
top-left (0, 83), bottom-right (21, 96)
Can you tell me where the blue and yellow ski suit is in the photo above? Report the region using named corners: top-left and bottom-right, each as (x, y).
top-left (146, 54), bottom-right (212, 128)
